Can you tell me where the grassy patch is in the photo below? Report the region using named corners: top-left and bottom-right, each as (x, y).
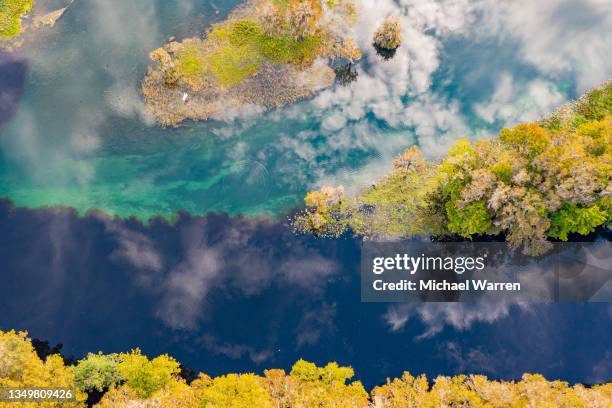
top-left (208, 45), bottom-right (261, 86)
top-left (154, 7), bottom-right (329, 89)
top-left (174, 42), bottom-right (209, 88)
top-left (258, 33), bottom-right (323, 66)
top-left (207, 20), bottom-right (263, 86)
top-left (0, 0), bottom-right (34, 39)
top-left (206, 19), bottom-right (324, 86)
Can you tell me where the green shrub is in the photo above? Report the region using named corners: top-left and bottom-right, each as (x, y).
top-left (208, 45), bottom-right (261, 86)
top-left (258, 33), bottom-right (323, 65)
top-left (174, 43), bottom-right (208, 82)
top-left (227, 19), bottom-right (262, 46)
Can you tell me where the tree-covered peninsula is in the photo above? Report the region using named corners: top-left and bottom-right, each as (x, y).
top-left (293, 81), bottom-right (612, 256)
top-left (142, 0), bottom-right (362, 126)
top-left (1, 330), bottom-right (611, 407)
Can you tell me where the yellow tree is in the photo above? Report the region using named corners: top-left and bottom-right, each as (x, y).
top-left (0, 330), bottom-right (87, 407)
top-left (197, 373), bottom-right (273, 408)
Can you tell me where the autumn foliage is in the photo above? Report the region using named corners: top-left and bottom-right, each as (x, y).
top-left (0, 330), bottom-right (87, 407)
top-left (1, 330), bottom-right (611, 407)
top-left (293, 81), bottom-right (612, 255)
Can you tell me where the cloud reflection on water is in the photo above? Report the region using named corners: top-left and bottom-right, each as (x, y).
top-left (1, 0), bottom-right (611, 218)
top-left (0, 200), bottom-right (610, 385)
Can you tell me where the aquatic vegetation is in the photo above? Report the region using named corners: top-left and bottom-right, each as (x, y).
top-left (142, 0), bottom-right (361, 126)
top-left (293, 80), bottom-right (612, 255)
top-left (0, 0), bottom-right (33, 39)
top-left (2, 330), bottom-right (611, 407)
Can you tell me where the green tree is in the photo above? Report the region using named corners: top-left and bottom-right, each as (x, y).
top-left (199, 373), bottom-right (273, 408)
top-left (548, 204), bottom-right (608, 240)
top-left (74, 353), bottom-right (122, 392)
top-left (0, 330), bottom-right (87, 406)
top-left (446, 200), bottom-right (493, 238)
top-left (117, 349), bottom-right (181, 398)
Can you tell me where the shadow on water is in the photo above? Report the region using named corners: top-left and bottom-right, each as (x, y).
top-left (373, 44), bottom-right (398, 61)
top-left (0, 54), bottom-right (27, 131)
top-left (0, 199), bottom-right (610, 387)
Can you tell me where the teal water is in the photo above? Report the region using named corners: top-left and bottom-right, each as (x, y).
top-left (0, 0), bottom-right (582, 220)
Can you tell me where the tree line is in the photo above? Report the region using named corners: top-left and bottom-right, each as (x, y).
top-left (1, 330), bottom-right (610, 407)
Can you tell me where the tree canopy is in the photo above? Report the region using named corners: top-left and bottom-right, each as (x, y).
top-left (293, 80), bottom-right (612, 255)
top-left (1, 330), bottom-right (611, 407)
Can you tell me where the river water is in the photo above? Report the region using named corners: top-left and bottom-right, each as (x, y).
top-left (0, 0), bottom-right (582, 220)
top-left (0, 0), bottom-right (610, 387)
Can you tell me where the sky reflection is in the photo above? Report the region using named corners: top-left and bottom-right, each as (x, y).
top-left (0, 0), bottom-right (610, 218)
top-left (0, 200), bottom-right (610, 386)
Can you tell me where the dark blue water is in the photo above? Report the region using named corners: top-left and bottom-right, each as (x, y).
top-left (0, 200), bottom-right (610, 387)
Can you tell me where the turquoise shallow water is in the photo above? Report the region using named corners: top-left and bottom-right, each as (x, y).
top-left (0, 0), bottom-right (580, 220)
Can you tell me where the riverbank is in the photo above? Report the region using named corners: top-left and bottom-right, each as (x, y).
top-left (294, 80), bottom-right (612, 256)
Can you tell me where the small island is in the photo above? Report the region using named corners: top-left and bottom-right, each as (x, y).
top-left (142, 0), bottom-right (362, 127)
top-left (372, 17), bottom-right (401, 59)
